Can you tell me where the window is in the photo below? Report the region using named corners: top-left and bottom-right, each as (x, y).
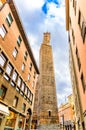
top-left (10, 81), bottom-right (16, 87)
top-left (0, 85), bottom-right (7, 100)
top-left (13, 96), bottom-right (18, 107)
top-left (32, 81), bottom-right (35, 88)
top-left (25, 87), bottom-right (27, 95)
top-left (22, 103), bottom-right (26, 113)
top-left (0, 52), bottom-right (7, 67)
top-left (17, 77), bottom-right (22, 87)
top-left (69, 17), bottom-right (71, 27)
top-left (0, 67), bottom-right (4, 74)
top-left (73, 0), bottom-right (74, 7)
top-left (78, 10), bottom-right (84, 30)
top-left (76, 48), bottom-right (81, 71)
top-left (16, 87), bottom-right (20, 92)
top-left (69, 33), bottom-right (70, 42)
top-left (4, 73), bottom-right (10, 81)
top-left (72, 29), bottom-right (75, 44)
top-left (30, 93), bottom-right (33, 102)
top-left (49, 111), bottom-right (51, 117)
top-left (74, 0), bottom-right (77, 15)
top-left (24, 51), bottom-right (28, 61)
top-left (12, 48), bottom-right (18, 58)
top-left (81, 73), bottom-right (85, 93)
top-left (33, 71), bottom-right (36, 79)
top-left (73, 0), bottom-right (77, 15)
top-left (17, 35), bottom-right (22, 47)
top-left (28, 90), bottom-right (30, 98)
top-left (22, 63), bottom-right (25, 71)
top-left (6, 13), bottom-right (13, 27)
top-left (5, 63), bottom-right (13, 76)
top-left (81, 22), bottom-right (86, 43)
top-left (78, 10), bottom-right (86, 42)
top-left (0, 24), bottom-right (7, 38)
top-left (12, 71), bottom-right (18, 82)
top-left (21, 82), bottom-right (25, 92)
top-left (29, 63), bottom-right (32, 71)
top-left (28, 73), bottom-right (31, 81)
top-left (78, 10), bottom-right (81, 26)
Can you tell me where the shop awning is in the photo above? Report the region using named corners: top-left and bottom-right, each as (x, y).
top-left (0, 103), bottom-right (9, 116)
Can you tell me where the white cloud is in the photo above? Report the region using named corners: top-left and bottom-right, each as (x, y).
top-left (14, 0), bottom-right (44, 11)
top-left (28, 34), bottom-right (37, 46)
top-left (44, 2), bottom-right (65, 26)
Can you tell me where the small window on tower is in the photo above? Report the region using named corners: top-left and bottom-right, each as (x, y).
top-left (49, 111), bottom-right (51, 117)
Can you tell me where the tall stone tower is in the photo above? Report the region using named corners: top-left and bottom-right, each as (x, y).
top-left (37, 32), bottom-right (59, 129)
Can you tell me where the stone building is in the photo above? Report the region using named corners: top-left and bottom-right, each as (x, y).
top-left (32, 32), bottom-right (59, 130)
top-left (65, 0), bottom-right (86, 129)
top-left (0, 0), bottom-right (39, 129)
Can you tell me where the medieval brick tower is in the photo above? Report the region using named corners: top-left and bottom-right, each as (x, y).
top-left (36, 32), bottom-right (59, 129)
top-left (32, 32), bottom-right (59, 129)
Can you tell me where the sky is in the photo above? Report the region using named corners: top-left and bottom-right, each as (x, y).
top-left (14, 0), bottom-right (72, 106)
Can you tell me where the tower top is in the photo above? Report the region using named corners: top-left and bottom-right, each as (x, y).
top-left (43, 32), bottom-right (51, 45)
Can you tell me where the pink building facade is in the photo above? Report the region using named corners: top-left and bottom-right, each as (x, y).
top-left (66, 0), bottom-right (86, 129)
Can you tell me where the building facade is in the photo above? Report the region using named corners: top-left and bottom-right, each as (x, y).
top-left (32, 32), bottom-right (59, 130)
top-left (0, 0), bottom-right (39, 130)
top-left (58, 94), bottom-right (75, 130)
top-left (66, 0), bottom-right (86, 129)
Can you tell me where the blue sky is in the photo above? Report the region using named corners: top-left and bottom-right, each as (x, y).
top-left (14, 0), bottom-right (72, 106)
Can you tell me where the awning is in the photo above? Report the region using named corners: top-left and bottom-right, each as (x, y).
top-left (0, 103), bottom-right (9, 116)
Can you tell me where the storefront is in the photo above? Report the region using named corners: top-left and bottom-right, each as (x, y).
top-left (4, 110), bottom-right (25, 130)
top-left (0, 103), bottom-right (26, 130)
top-left (0, 103), bottom-right (9, 130)
top-left (4, 110), bottom-right (17, 130)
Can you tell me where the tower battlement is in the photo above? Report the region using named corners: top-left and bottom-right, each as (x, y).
top-left (43, 32), bottom-right (51, 45)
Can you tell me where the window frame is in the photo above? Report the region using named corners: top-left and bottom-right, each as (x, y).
top-left (28, 73), bottom-right (31, 81)
top-left (22, 103), bottom-right (26, 113)
top-left (17, 77), bottom-right (22, 88)
top-left (17, 35), bottom-right (22, 47)
top-left (5, 62), bottom-right (13, 76)
top-left (81, 22), bottom-right (86, 43)
top-left (29, 62), bottom-right (32, 71)
top-left (0, 85), bottom-right (7, 100)
top-left (81, 73), bottom-right (85, 93)
top-left (22, 63), bottom-right (25, 71)
top-left (6, 13), bottom-right (13, 27)
top-left (12, 47), bottom-right (18, 58)
top-left (12, 70), bottom-right (18, 82)
top-left (0, 52), bottom-right (7, 68)
top-left (13, 96), bottom-right (18, 107)
top-left (0, 24), bottom-right (7, 38)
